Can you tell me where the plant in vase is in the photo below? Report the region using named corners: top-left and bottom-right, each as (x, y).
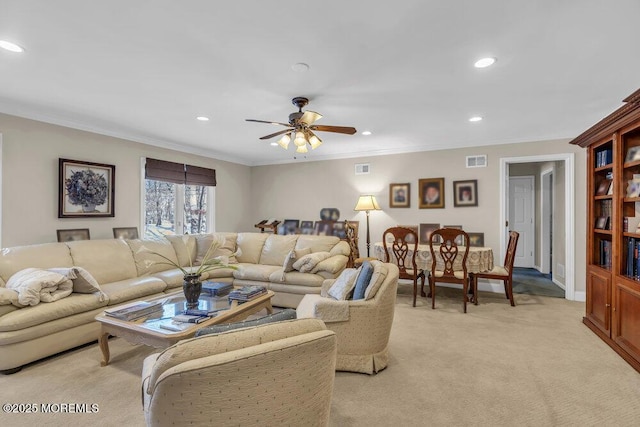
top-left (141, 235), bottom-right (237, 308)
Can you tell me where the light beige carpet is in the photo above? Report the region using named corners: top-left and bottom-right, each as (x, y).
top-left (1, 285), bottom-right (640, 427)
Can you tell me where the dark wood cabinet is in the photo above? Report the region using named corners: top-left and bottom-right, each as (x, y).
top-left (571, 88), bottom-right (640, 373)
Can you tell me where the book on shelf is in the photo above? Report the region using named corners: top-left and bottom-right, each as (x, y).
top-left (228, 285), bottom-right (267, 302)
top-left (625, 237), bottom-right (640, 278)
top-left (599, 240), bottom-right (612, 268)
top-left (596, 148), bottom-right (613, 167)
top-left (104, 301), bottom-right (163, 321)
top-left (201, 281), bottom-right (233, 297)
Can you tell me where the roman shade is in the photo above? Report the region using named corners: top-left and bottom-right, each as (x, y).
top-left (145, 158), bottom-right (216, 186)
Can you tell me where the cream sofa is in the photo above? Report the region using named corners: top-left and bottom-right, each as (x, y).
top-left (141, 318), bottom-right (337, 427)
top-left (0, 232), bottom-right (349, 373)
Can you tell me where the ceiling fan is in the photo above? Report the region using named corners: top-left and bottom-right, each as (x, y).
top-left (246, 97), bottom-right (357, 153)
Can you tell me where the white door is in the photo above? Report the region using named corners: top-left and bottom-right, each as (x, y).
top-left (509, 176), bottom-right (535, 267)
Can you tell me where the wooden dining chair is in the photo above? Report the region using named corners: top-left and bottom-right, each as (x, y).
top-left (472, 231), bottom-right (520, 306)
top-left (383, 226), bottom-right (426, 307)
top-left (429, 228), bottom-right (472, 313)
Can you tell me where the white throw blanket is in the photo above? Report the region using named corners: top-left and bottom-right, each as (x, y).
top-left (5, 268), bottom-right (73, 306)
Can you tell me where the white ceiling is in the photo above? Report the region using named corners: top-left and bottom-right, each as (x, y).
top-left (1, 0), bottom-right (639, 166)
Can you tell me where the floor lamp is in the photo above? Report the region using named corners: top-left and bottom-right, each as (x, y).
top-left (354, 195), bottom-right (381, 257)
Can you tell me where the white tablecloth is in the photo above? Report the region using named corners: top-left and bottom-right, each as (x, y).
top-left (373, 242), bottom-right (494, 274)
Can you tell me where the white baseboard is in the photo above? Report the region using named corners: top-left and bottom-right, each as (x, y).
top-left (573, 291), bottom-right (586, 302)
top-left (552, 278), bottom-right (566, 290)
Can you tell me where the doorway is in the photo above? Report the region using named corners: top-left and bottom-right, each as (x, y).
top-left (508, 176), bottom-right (535, 268)
top-left (499, 154), bottom-right (575, 301)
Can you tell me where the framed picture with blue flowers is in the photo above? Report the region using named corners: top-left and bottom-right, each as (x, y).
top-left (58, 158), bottom-right (115, 218)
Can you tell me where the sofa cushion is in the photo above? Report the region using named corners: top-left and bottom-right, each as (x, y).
top-left (146, 318), bottom-right (327, 393)
top-left (294, 235), bottom-right (340, 253)
top-left (0, 242), bottom-right (73, 284)
top-left (126, 239), bottom-right (180, 276)
top-left (353, 261), bottom-right (374, 300)
top-left (293, 252), bottom-right (331, 273)
top-left (100, 277), bottom-right (167, 306)
top-left (194, 233), bottom-right (238, 265)
top-left (364, 261), bottom-right (389, 300)
top-left (268, 271), bottom-right (326, 287)
top-left (283, 247), bottom-right (312, 273)
top-left (235, 233), bottom-right (269, 264)
top-left (165, 235), bottom-right (197, 267)
top-left (259, 235), bottom-right (298, 266)
top-left (152, 268), bottom-right (235, 289)
top-left (66, 239), bottom-right (138, 284)
top-left (327, 268), bottom-right (360, 300)
top-left (233, 264), bottom-right (281, 282)
top-left (0, 293), bottom-right (108, 332)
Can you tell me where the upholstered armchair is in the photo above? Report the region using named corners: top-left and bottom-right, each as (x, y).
top-left (296, 262), bottom-right (399, 374)
top-left (141, 318), bottom-right (337, 427)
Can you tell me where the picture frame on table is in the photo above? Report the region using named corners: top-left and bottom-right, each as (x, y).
top-left (389, 183), bottom-right (410, 208)
top-left (625, 146), bottom-right (640, 163)
top-left (300, 221), bottom-right (315, 235)
top-left (467, 232), bottom-right (485, 247)
top-left (58, 158), bottom-right (115, 218)
top-left (113, 227), bottom-right (139, 239)
top-left (57, 228), bottom-right (90, 242)
top-left (443, 225), bottom-right (463, 245)
top-left (314, 220), bottom-right (334, 236)
top-left (419, 178), bottom-right (445, 209)
top-left (397, 225), bottom-right (419, 243)
top-left (453, 180), bottom-right (478, 207)
top-left (419, 223), bottom-right (440, 245)
top-left (332, 221), bottom-right (347, 239)
top-left (282, 219), bottom-right (300, 235)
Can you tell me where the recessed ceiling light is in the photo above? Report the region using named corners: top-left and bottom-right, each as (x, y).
top-left (0, 40), bottom-right (25, 53)
top-left (291, 62), bottom-right (310, 72)
top-left (474, 57), bottom-right (496, 68)
top-left (469, 116), bottom-right (483, 122)
top-left (362, 130), bottom-right (372, 136)
top-left (196, 116), bottom-right (209, 121)
top-left (270, 142), bottom-right (278, 146)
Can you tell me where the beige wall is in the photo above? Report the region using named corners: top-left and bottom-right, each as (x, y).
top-left (0, 113), bottom-right (253, 247)
top-left (251, 139), bottom-right (587, 293)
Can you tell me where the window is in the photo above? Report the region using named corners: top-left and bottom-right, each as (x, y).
top-left (142, 158), bottom-right (216, 239)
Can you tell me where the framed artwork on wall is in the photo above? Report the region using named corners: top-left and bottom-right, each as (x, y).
top-left (389, 183), bottom-right (410, 208)
top-left (419, 178), bottom-right (445, 209)
top-left (57, 228), bottom-right (90, 242)
top-left (59, 158), bottom-right (115, 218)
top-left (453, 180), bottom-right (478, 207)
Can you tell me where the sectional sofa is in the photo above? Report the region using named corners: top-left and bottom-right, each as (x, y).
top-left (0, 232), bottom-right (350, 373)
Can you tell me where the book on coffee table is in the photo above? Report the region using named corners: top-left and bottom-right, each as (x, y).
top-left (228, 285), bottom-right (268, 302)
top-left (104, 301), bottom-right (163, 321)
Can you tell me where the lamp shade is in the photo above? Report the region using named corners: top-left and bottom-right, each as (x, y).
top-left (354, 195), bottom-right (381, 211)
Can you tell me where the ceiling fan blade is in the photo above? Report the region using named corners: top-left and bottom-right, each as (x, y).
top-left (259, 129), bottom-right (294, 140)
top-left (246, 119), bottom-right (291, 127)
top-left (309, 125), bottom-right (357, 135)
top-left (300, 111), bottom-right (322, 125)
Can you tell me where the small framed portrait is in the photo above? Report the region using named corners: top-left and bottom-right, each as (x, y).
top-left (625, 146), bottom-right (640, 163)
top-left (282, 219), bottom-right (300, 235)
top-left (444, 225), bottom-right (463, 245)
top-left (389, 183), bottom-right (410, 208)
top-left (453, 180), bottom-right (478, 207)
top-left (468, 232), bottom-right (485, 247)
top-left (314, 220), bottom-right (334, 236)
top-left (59, 158), bottom-right (115, 218)
top-left (332, 221), bottom-right (347, 239)
top-left (419, 178), bottom-right (445, 209)
top-left (113, 227), bottom-right (139, 239)
top-left (300, 221), bottom-right (315, 235)
top-left (57, 228), bottom-right (90, 242)
top-left (419, 223), bottom-right (441, 245)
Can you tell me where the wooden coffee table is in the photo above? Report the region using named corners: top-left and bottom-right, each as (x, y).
top-left (95, 289), bottom-right (274, 366)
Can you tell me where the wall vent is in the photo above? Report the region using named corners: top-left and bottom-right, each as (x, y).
top-left (466, 155), bottom-right (487, 168)
top-left (355, 163), bottom-right (370, 175)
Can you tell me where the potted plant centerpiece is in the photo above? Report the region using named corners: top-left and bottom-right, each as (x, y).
top-left (142, 235), bottom-right (237, 308)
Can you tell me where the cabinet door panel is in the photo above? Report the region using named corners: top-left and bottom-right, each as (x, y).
top-left (586, 268), bottom-right (611, 335)
top-left (613, 282), bottom-right (640, 360)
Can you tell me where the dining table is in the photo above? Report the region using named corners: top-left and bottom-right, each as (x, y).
top-left (373, 241), bottom-right (494, 274)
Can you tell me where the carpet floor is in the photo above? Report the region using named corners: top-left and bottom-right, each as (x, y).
top-left (1, 286), bottom-right (639, 426)
top-left (512, 267), bottom-right (565, 298)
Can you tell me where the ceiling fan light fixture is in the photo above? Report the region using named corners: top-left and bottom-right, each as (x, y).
top-left (294, 131), bottom-right (307, 147)
top-left (277, 134), bottom-right (291, 149)
top-left (296, 144), bottom-right (308, 154)
top-left (309, 134), bottom-right (322, 149)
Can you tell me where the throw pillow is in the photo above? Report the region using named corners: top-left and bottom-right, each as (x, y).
top-left (48, 267), bottom-right (105, 300)
top-left (327, 268), bottom-right (360, 300)
top-left (352, 261), bottom-right (374, 300)
top-left (281, 247), bottom-right (312, 281)
top-left (364, 261), bottom-right (389, 300)
top-left (0, 287), bottom-right (21, 306)
top-left (292, 252), bottom-right (332, 273)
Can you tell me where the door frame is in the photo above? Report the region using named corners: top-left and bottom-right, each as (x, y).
top-left (540, 168), bottom-right (553, 275)
top-left (500, 153), bottom-right (575, 301)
